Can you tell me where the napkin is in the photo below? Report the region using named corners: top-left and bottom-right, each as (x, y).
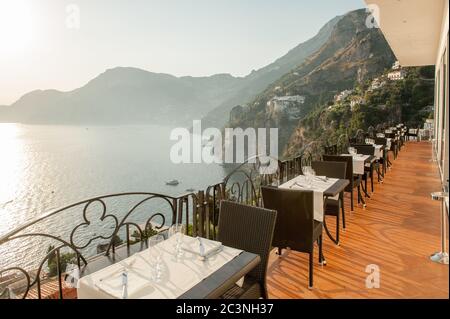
top-left (183, 236), bottom-right (223, 258)
top-left (94, 260), bottom-right (152, 299)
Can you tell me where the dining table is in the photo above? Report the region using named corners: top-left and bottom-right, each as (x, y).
top-left (341, 154), bottom-right (376, 200)
top-left (76, 235), bottom-right (260, 299)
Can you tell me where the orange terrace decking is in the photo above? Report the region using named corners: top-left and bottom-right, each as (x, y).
top-left (266, 141), bottom-right (449, 299)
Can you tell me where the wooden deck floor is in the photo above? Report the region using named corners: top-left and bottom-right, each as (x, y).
top-left (266, 141), bottom-right (449, 299)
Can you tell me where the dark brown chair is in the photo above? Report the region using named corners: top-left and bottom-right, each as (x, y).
top-left (406, 128), bottom-right (419, 141)
top-left (311, 161), bottom-right (347, 244)
top-left (352, 144), bottom-right (376, 193)
top-left (375, 137), bottom-right (388, 176)
top-left (322, 155), bottom-right (363, 210)
top-left (218, 200), bottom-right (277, 299)
top-left (261, 186), bottom-right (323, 289)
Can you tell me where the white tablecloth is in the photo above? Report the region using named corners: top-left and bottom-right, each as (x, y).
top-left (386, 138), bottom-right (392, 149)
top-left (341, 154), bottom-right (370, 175)
top-left (374, 145), bottom-right (383, 159)
top-left (77, 236), bottom-right (242, 299)
top-left (279, 175), bottom-right (339, 222)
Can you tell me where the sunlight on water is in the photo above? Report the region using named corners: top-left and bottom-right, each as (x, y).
top-left (0, 124), bottom-right (227, 270)
top-left (0, 124), bottom-right (29, 235)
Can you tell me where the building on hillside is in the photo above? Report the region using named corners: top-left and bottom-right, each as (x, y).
top-left (387, 69), bottom-right (406, 81)
top-left (392, 60), bottom-right (401, 70)
top-left (334, 89), bottom-right (353, 102)
top-left (266, 95), bottom-right (306, 121)
top-left (350, 97), bottom-right (366, 111)
top-left (369, 77), bottom-right (387, 91)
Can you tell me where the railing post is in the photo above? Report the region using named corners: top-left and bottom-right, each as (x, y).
top-left (197, 191), bottom-right (205, 238)
top-left (56, 249), bottom-right (63, 299)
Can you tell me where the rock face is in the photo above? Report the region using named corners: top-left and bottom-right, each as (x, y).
top-left (228, 9), bottom-right (396, 152)
top-left (229, 105), bottom-right (245, 124)
top-left (200, 14), bottom-right (342, 129)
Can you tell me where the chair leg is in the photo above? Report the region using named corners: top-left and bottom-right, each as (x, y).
top-left (336, 211), bottom-right (340, 244)
top-left (357, 186), bottom-right (361, 204)
top-left (341, 195), bottom-right (346, 229)
top-left (309, 249), bottom-right (314, 289)
top-left (351, 189), bottom-right (354, 211)
top-left (370, 169), bottom-right (374, 192)
top-left (318, 236), bottom-right (323, 263)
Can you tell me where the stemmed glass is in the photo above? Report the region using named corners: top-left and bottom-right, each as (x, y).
top-left (302, 166), bottom-right (315, 188)
top-left (348, 147), bottom-right (357, 156)
top-left (168, 224), bottom-right (186, 261)
top-left (148, 235), bottom-right (164, 282)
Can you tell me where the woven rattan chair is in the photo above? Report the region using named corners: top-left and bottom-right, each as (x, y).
top-left (218, 200), bottom-right (277, 299)
top-left (352, 144), bottom-right (376, 193)
top-left (261, 186), bottom-right (323, 289)
top-left (322, 155), bottom-right (363, 210)
top-left (311, 161), bottom-right (347, 244)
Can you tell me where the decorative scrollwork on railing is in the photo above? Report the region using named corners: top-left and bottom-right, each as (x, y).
top-left (367, 126), bottom-right (375, 138)
top-left (70, 199), bottom-right (119, 250)
top-left (0, 138), bottom-right (333, 299)
top-left (0, 192), bottom-right (196, 299)
top-left (354, 129), bottom-right (365, 144)
top-left (222, 155), bottom-right (280, 208)
top-left (337, 133), bottom-right (350, 154)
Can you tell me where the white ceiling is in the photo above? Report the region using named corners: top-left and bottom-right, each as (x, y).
top-left (365, 0), bottom-right (446, 66)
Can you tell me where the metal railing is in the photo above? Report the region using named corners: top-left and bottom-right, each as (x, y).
top-left (0, 146), bottom-right (325, 299)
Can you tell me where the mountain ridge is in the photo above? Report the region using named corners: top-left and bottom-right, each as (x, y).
top-left (0, 12), bottom-right (344, 126)
top-left (227, 9), bottom-right (396, 152)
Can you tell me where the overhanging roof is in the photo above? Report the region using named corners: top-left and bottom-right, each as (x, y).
top-left (365, 0), bottom-right (446, 66)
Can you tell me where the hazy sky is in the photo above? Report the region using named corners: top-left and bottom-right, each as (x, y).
top-left (0, 0), bottom-right (365, 105)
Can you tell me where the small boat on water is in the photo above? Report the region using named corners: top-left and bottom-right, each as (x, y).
top-left (185, 188), bottom-right (196, 192)
top-left (166, 179), bottom-right (180, 186)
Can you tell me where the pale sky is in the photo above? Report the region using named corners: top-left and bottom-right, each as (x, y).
top-left (0, 0), bottom-right (365, 105)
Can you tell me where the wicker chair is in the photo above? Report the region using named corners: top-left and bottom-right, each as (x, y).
top-left (261, 186), bottom-right (323, 289)
top-left (352, 144), bottom-right (377, 193)
top-left (374, 137), bottom-right (388, 176)
top-left (311, 161), bottom-right (347, 244)
top-left (322, 155), bottom-right (363, 211)
top-left (406, 128), bottom-right (419, 141)
top-left (218, 200), bottom-right (277, 299)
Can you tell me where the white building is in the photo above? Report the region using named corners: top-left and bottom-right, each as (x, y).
top-left (266, 95), bottom-right (306, 120)
top-left (392, 60), bottom-right (401, 70)
top-left (334, 89), bottom-right (353, 102)
top-left (387, 70), bottom-right (406, 81)
top-left (350, 97), bottom-right (365, 110)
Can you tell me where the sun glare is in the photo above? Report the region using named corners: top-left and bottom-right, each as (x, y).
top-left (0, 0), bottom-right (34, 56)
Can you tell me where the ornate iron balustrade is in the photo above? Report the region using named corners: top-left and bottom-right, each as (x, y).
top-left (0, 144), bottom-right (328, 299)
top-left (0, 192), bottom-right (201, 299)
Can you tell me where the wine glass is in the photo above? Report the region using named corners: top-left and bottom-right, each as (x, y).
top-left (168, 224), bottom-right (186, 260)
top-left (348, 147), bottom-right (356, 156)
top-left (309, 168), bottom-right (316, 187)
top-left (148, 235), bottom-right (164, 282)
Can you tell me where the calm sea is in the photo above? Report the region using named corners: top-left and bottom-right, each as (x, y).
top-left (0, 124), bottom-right (227, 270)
